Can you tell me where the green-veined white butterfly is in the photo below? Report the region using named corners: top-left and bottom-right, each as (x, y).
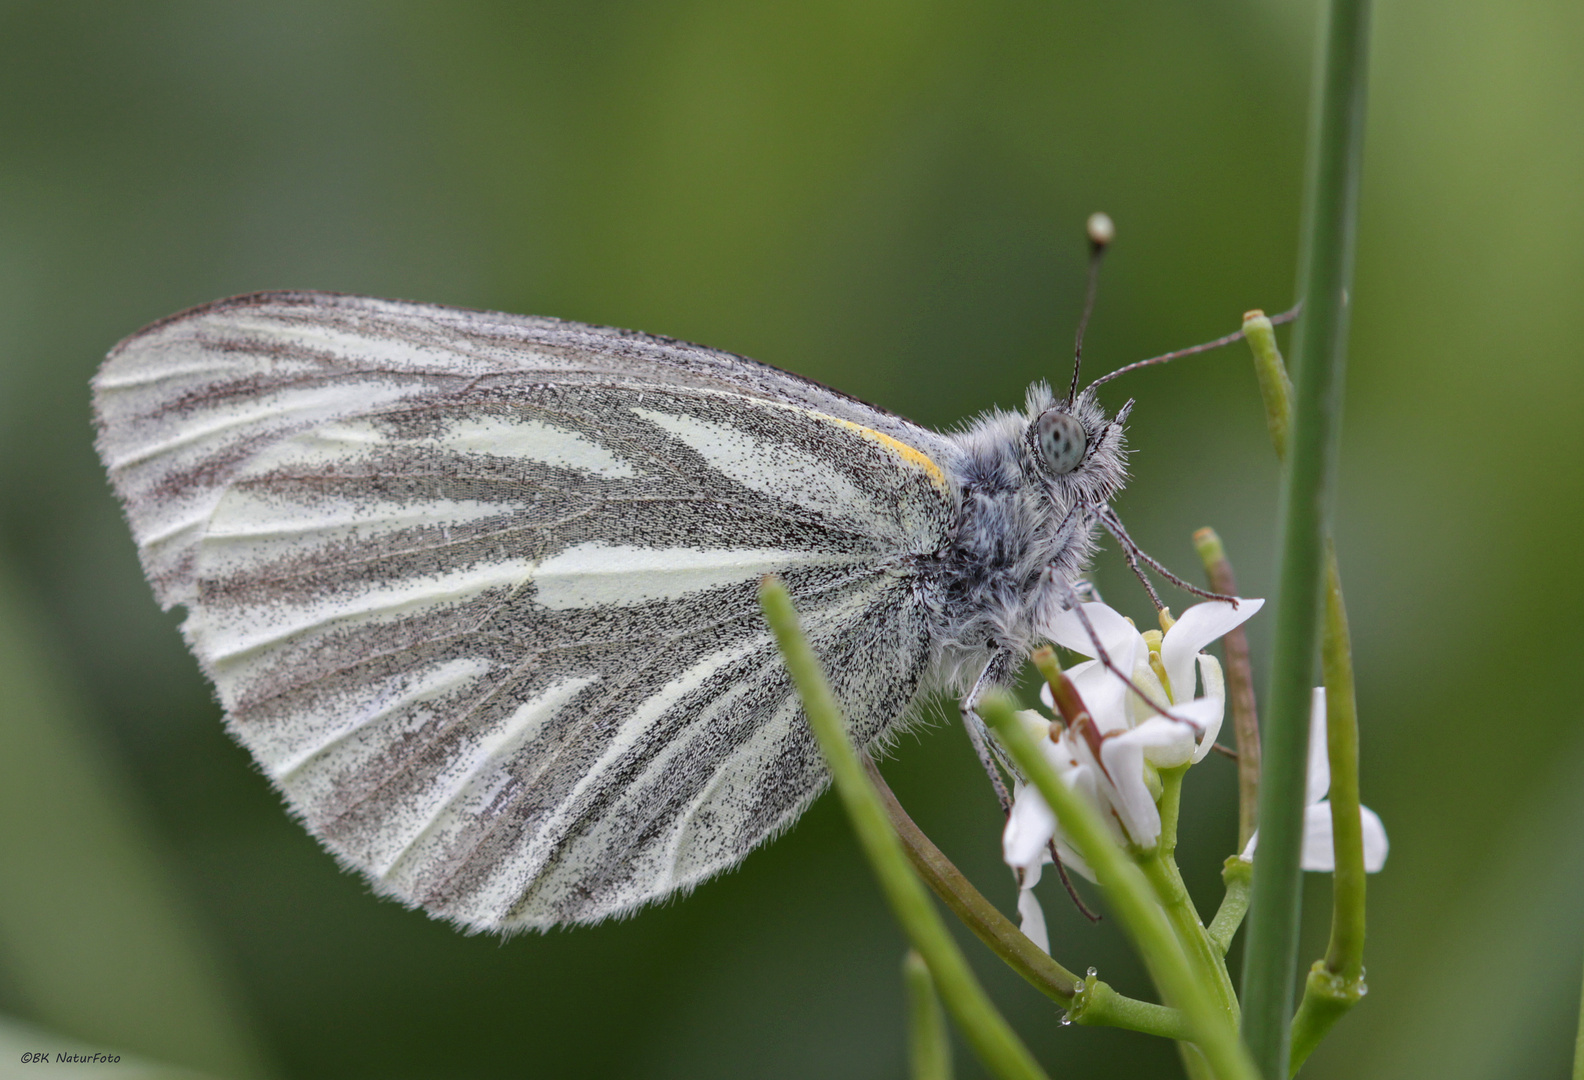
top-left (94, 287), bottom-right (1143, 932)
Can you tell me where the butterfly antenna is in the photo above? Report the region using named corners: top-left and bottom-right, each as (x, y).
top-left (1067, 212), bottom-right (1115, 406)
top-left (1084, 303), bottom-right (1302, 393)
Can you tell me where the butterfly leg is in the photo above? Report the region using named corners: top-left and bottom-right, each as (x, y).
top-left (959, 649), bottom-right (1022, 815)
top-left (1096, 505), bottom-right (1236, 606)
top-left (962, 649), bottom-right (1104, 922)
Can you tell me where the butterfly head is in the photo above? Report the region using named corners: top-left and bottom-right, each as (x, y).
top-left (1022, 382), bottom-right (1130, 512)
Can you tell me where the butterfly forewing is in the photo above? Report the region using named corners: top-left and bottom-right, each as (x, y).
top-left (94, 292), bottom-right (956, 930)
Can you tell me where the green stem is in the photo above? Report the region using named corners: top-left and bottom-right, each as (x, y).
top-left (1208, 857), bottom-right (1254, 957)
top-left (868, 691), bottom-right (1197, 1040)
top-left (1288, 962), bottom-right (1367, 1076)
top-left (1153, 772), bottom-right (1235, 1080)
top-left (1070, 975), bottom-right (1193, 1041)
top-left (1193, 528), bottom-right (1262, 850)
top-left (1286, 547), bottom-right (1369, 1074)
top-left (982, 694), bottom-right (1260, 1080)
top-left (1320, 548), bottom-right (1366, 978)
top-left (905, 950), bottom-right (954, 1080)
top-left (1140, 767), bottom-right (1240, 1024)
top-left (1141, 770), bottom-right (1231, 1080)
top-left (1141, 852), bottom-right (1237, 1020)
top-left (863, 756), bottom-right (1078, 1005)
top-left (1241, 0), bottom-right (1372, 1072)
top-left (760, 580), bottom-right (1049, 1080)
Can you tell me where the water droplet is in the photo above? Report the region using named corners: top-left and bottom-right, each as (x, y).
top-left (1087, 966), bottom-right (1098, 978)
top-left (1059, 1013), bottom-right (1072, 1027)
top-left (1356, 982), bottom-right (1368, 996)
top-left (1075, 980), bottom-right (1087, 994)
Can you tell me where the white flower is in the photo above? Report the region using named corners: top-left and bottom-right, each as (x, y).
top-left (1050, 599), bottom-right (1263, 756)
top-left (1015, 859), bottom-right (1052, 955)
top-left (1240, 687), bottom-right (1388, 872)
top-left (1002, 711), bottom-right (1104, 879)
top-left (1000, 597), bottom-right (1263, 949)
top-left (1000, 709), bottom-right (1103, 951)
top-left (1042, 598), bottom-right (1263, 849)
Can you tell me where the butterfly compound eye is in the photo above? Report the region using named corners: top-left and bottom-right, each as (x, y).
top-left (1035, 410), bottom-right (1086, 475)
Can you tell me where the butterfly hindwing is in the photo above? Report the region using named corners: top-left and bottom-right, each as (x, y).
top-left (94, 292), bottom-right (957, 930)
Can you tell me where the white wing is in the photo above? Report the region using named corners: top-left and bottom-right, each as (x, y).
top-left (94, 292), bottom-right (957, 930)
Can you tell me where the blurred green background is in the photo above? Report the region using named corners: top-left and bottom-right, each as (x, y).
top-left (2, 1), bottom-right (1581, 1077)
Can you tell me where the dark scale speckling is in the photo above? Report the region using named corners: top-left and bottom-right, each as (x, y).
top-left (93, 291), bottom-right (1129, 934)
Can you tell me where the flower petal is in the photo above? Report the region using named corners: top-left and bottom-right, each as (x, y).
top-left (1297, 801), bottom-right (1390, 872)
top-left (1065, 740), bottom-right (1130, 849)
top-left (1097, 721), bottom-right (1194, 848)
top-left (1306, 686), bottom-right (1329, 806)
top-left (1003, 781), bottom-right (1056, 869)
top-left (1041, 660), bottom-right (1134, 734)
top-left (1017, 885), bottom-right (1051, 955)
top-left (1163, 694), bottom-right (1223, 731)
top-left (1160, 598), bottom-right (1264, 702)
top-left (1187, 654), bottom-right (1226, 763)
top-left (1299, 802), bottom-right (1334, 870)
top-left (1360, 806), bottom-right (1389, 872)
top-left (1128, 716), bottom-right (1198, 766)
top-left (1158, 693), bottom-right (1226, 762)
top-left (1047, 602), bottom-right (1143, 670)
top-left (1304, 802), bottom-right (1355, 870)
top-left (1066, 658), bottom-right (1130, 733)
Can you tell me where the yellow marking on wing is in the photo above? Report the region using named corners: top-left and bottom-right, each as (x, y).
top-left (743, 396), bottom-right (950, 492)
top-left (827, 417), bottom-right (948, 490)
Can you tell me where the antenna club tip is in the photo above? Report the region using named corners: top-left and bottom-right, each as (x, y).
top-left (1086, 212), bottom-right (1116, 247)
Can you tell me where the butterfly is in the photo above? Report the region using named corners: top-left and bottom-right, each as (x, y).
top-left (93, 289), bottom-right (1134, 933)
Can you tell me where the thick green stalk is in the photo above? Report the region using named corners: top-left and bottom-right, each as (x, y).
top-left (905, 950), bottom-right (954, 1080)
top-left (1241, 0), bottom-right (1372, 1072)
top-left (982, 695), bottom-right (1259, 1080)
top-left (760, 580), bottom-right (1048, 1080)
